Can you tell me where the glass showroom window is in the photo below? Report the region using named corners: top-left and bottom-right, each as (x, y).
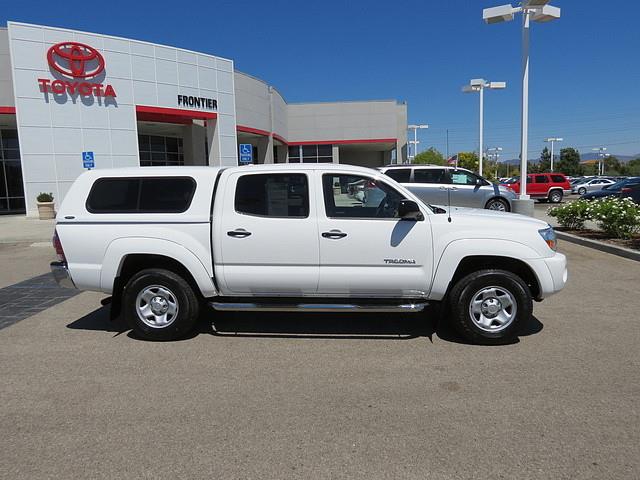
top-left (0, 129), bottom-right (25, 214)
top-left (288, 145), bottom-right (333, 163)
top-left (138, 135), bottom-right (184, 167)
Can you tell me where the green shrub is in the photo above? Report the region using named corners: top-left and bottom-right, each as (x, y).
top-left (586, 197), bottom-right (640, 240)
top-left (548, 199), bottom-right (591, 230)
top-left (36, 192), bottom-right (54, 203)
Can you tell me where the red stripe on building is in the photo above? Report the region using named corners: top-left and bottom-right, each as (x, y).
top-left (0, 106), bottom-right (16, 114)
top-left (272, 133), bottom-right (288, 145)
top-left (288, 138), bottom-right (397, 146)
top-left (236, 125), bottom-right (271, 136)
top-left (135, 105), bottom-right (217, 121)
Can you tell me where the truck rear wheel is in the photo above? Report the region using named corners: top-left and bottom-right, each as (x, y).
top-left (123, 268), bottom-right (200, 341)
top-left (448, 269), bottom-right (532, 344)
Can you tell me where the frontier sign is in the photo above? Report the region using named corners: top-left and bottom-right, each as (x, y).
top-left (37, 42), bottom-right (116, 98)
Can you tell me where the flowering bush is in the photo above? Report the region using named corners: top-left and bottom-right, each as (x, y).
top-left (548, 197), bottom-right (640, 239)
top-left (548, 199), bottom-right (591, 230)
top-left (587, 197), bottom-right (640, 239)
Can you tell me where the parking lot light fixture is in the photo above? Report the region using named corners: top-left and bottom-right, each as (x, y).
top-left (408, 124), bottom-right (429, 162)
top-left (462, 79), bottom-right (506, 177)
top-left (592, 147), bottom-right (609, 175)
top-left (544, 137), bottom-right (563, 171)
top-left (483, 1), bottom-right (561, 216)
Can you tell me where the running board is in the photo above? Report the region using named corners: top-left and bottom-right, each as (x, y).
top-left (209, 302), bottom-right (427, 313)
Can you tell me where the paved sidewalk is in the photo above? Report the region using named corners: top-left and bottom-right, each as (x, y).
top-left (0, 215), bottom-right (55, 244)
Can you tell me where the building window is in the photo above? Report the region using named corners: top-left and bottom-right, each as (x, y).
top-left (0, 129), bottom-right (25, 214)
top-left (288, 145), bottom-right (333, 163)
top-left (138, 134), bottom-right (184, 166)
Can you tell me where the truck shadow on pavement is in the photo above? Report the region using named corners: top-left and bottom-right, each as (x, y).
top-left (67, 303), bottom-right (544, 345)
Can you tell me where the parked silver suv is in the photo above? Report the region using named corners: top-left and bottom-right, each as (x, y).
top-left (380, 165), bottom-right (516, 211)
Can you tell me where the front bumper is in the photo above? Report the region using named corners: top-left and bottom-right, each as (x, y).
top-left (542, 252), bottom-right (568, 296)
top-left (50, 261), bottom-right (76, 289)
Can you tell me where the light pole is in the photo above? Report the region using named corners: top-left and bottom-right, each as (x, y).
top-left (592, 147), bottom-right (608, 175)
top-left (462, 79), bottom-right (506, 177)
top-left (483, 0), bottom-right (561, 216)
top-left (487, 147), bottom-right (503, 178)
top-left (407, 124), bottom-right (428, 163)
top-left (544, 137), bottom-right (563, 171)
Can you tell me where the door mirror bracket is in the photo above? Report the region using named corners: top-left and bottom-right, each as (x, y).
top-left (398, 199), bottom-right (424, 221)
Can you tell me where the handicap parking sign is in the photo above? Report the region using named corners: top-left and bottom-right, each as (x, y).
top-left (239, 144), bottom-right (253, 164)
top-left (82, 151), bottom-right (95, 169)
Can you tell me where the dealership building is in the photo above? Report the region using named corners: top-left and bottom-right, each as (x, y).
top-left (0, 21), bottom-right (408, 215)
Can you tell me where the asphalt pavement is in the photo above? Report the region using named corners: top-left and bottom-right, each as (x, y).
top-left (0, 236), bottom-right (639, 479)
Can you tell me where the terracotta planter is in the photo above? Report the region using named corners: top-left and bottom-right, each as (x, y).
top-left (37, 201), bottom-right (56, 220)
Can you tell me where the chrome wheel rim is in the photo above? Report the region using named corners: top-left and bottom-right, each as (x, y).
top-left (551, 192), bottom-right (561, 202)
top-left (468, 286), bottom-right (517, 333)
top-left (487, 200), bottom-right (507, 211)
top-left (135, 285), bottom-right (179, 328)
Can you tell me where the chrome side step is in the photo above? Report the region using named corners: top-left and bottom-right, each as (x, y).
top-left (209, 302), bottom-right (427, 313)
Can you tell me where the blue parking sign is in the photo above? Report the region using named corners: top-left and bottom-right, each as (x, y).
top-left (82, 151), bottom-right (95, 169)
top-left (239, 144), bottom-right (253, 164)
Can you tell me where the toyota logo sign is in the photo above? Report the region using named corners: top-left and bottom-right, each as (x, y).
top-left (38, 41), bottom-right (116, 98)
top-left (47, 42), bottom-right (105, 78)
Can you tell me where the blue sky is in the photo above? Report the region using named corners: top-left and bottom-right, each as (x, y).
top-left (2, 0), bottom-right (639, 160)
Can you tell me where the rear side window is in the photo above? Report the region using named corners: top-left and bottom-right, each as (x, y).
top-left (384, 168), bottom-right (411, 183)
top-left (535, 175), bottom-right (549, 183)
top-left (235, 173), bottom-right (309, 218)
top-left (413, 168), bottom-right (448, 184)
top-left (87, 177), bottom-right (196, 213)
top-left (551, 175), bottom-right (566, 183)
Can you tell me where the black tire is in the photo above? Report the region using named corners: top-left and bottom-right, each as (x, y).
top-left (578, 187), bottom-right (587, 195)
top-left (123, 268), bottom-right (200, 341)
top-left (549, 190), bottom-right (563, 203)
top-left (485, 197), bottom-right (510, 212)
top-left (448, 269), bottom-right (532, 345)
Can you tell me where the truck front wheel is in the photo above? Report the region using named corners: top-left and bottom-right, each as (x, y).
top-left (123, 268), bottom-right (200, 341)
top-left (448, 269), bottom-right (532, 344)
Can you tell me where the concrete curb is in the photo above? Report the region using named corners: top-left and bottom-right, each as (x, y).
top-left (556, 230), bottom-right (640, 262)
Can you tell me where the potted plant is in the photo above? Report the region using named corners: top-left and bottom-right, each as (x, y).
top-left (36, 192), bottom-right (56, 220)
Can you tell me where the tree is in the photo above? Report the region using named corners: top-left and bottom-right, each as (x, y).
top-left (413, 147), bottom-right (445, 165)
top-left (538, 146), bottom-right (551, 172)
top-left (626, 158), bottom-right (640, 176)
top-left (457, 151), bottom-right (479, 171)
top-left (603, 156), bottom-right (624, 175)
top-left (556, 147), bottom-right (582, 176)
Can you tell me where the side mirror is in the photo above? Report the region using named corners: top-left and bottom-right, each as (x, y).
top-left (398, 199), bottom-right (424, 221)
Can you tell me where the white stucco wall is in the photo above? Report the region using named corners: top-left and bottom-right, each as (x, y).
top-left (7, 21), bottom-right (237, 213)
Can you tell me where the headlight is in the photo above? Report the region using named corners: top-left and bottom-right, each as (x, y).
top-left (538, 225), bottom-right (557, 251)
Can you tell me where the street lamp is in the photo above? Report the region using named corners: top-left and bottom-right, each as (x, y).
top-left (483, 0), bottom-right (561, 216)
top-left (487, 147), bottom-right (503, 178)
top-left (462, 79), bottom-right (506, 177)
top-left (544, 137), bottom-right (563, 171)
top-left (408, 124), bottom-right (429, 162)
top-left (592, 147), bottom-right (609, 176)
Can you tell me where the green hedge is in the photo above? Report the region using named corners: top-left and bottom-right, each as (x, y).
top-left (549, 198), bottom-right (640, 239)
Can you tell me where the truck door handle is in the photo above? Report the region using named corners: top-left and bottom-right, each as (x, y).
top-left (322, 230), bottom-right (347, 239)
top-left (227, 229), bottom-right (252, 238)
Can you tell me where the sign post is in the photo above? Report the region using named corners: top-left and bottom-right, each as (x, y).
top-left (82, 151), bottom-right (95, 169)
top-left (239, 144), bottom-right (253, 164)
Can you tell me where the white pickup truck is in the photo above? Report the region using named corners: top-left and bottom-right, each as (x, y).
top-left (51, 164), bottom-right (567, 344)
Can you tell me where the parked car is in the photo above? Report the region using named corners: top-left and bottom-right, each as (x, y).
top-left (379, 165), bottom-right (516, 211)
top-left (580, 177), bottom-right (640, 200)
top-left (500, 173), bottom-right (571, 203)
top-left (620, 183), bottom-right (640, 204)
top-left (51, 164), bottom-right (567, 345)
top-left (572, 177), bottom-right (616, 195)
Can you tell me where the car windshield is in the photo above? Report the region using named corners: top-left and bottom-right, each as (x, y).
top-left (503, 176), bottom-right (519, 184)
top-left (604, 180), bottom-right (625, 191)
